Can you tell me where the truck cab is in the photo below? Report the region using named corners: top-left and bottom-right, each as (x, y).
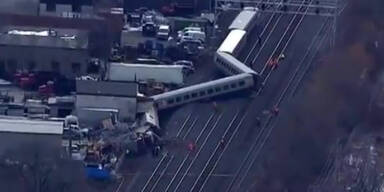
top-left (142, 22), bottom-right (156, 36)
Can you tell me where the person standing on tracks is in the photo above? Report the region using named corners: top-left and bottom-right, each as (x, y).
top-left (257, 35), bottom-right (262, 46)
top-left (271, 106), bottom-right (280, 116)
top-left (267, 58), bottom-right (275, 68)
top-left (219, 138), bottom-right (226, 149)
top-left (188, 141), bottom-right (196, 152)
top-left (153, 145), bottom-right (161, 157)
top-left (271, 53), bottom-right (285, 70)
top-left (213, 101), bottom-right (220, 112)
top-left (267, 57), bottom-right (278, 70)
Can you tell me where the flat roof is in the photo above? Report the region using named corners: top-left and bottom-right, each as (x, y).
top-left (0, 0), bottom-right (39, 15)
top-left (76, 80), bottom-right (138, 97)
top-left (0, 117), bottom-right (63, 135)
top-left (218, 29), bottom-right (246, 54)
top-left (0, 26), bottom-right (88, 49)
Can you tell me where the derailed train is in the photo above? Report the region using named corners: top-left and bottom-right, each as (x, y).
top-left (152, 8), bottom-right (260, 110)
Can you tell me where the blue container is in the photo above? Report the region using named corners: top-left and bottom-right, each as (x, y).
top-left (85, 164), bottom-right (111, 180)
top-left (155, 43), bottom-right (164, 57)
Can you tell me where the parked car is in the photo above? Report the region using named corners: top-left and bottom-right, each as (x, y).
top-left (142, 22), bottom-right (156, 36)
top-left (179, 31), bottom-right (206, 43)
top-left (181, 40), bottom-right (205, 56)
top-left (174, 60), bottom-right (195, 75)
top-left (177, 27), bottom-right (203, 39)
top-left (157, 25), bottom-right (171, 40)
top-left (127, 12), bottom-right (142, 27)
top-left (173, 60), bottom-right (194, 68)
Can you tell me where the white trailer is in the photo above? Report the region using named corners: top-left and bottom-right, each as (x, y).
top-left (107, 63), bottom-right (186, 85)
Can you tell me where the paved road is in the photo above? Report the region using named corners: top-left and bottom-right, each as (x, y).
top-left (121, 7), bottom-right (330, 192)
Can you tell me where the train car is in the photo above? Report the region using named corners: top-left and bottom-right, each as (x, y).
top-left (152, 73), bottom-right (254, 110)
top-left (228, 8), bottom-right (259, 31)
top-left (214, 51), bottom-right (258, 77)
top-left (217, 29), bottom-right (247, 57)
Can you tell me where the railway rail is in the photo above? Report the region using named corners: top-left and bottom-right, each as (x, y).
top-left (121, 0), bottom-right (333, 190)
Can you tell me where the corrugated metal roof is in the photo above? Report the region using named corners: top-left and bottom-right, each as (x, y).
top-left (218, 29), bottom-right (246, 54)
top-left (0, 26), bottom-right (88, 49)
top-left (0, 118), bottom-right (63, 135)
top-left (76, 80), bottom-right (138, 97)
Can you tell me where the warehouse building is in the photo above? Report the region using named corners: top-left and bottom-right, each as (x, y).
top-left (76, 80), bottom-right (138, 126)
top-left (0, 26), bottom-right (90, 79)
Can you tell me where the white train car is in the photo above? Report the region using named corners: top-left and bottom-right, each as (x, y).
top-left (152, 73), bottom-right (254, 110)
top-left (214, 51), bottom-right (258, 77)
top-left (228, 9), bottom-right (259, 31)
top-left (217, 29), bottom-right (247, 57)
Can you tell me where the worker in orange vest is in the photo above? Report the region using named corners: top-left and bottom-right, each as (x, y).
top-left (219, 138), bottom-right (226, 149)
top-left (188, 141), bottom-right (196, 152)
top-left (271, 106), bottom-right (280, 116)
top-left (270, 53), bottom-right (286, 70)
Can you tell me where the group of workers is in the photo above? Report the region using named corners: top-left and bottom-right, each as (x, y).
top-left (184, 53), bottom-right (287, 153)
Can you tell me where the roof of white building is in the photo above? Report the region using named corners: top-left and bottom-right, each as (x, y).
top-left (0, 117), bottom-right (63, 135)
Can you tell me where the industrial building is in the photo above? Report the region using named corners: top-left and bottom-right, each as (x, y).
top-left (39, 0), bottom-right (93, 18)
top-left (75, 80), bottom-right (138, 126)
top-left (0, 0), bottom-right (39, 16)
top-left (0, 26), bottom-right (90, 79)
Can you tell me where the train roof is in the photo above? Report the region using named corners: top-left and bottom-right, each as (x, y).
top-left (152, 73), bottom-right (252, 100)
top-left (216, 51), bottom-right (257, 74)
top-left (217, 29), bottom-right (246, 54)
top-left (228, 10), bottom-right (257, 31)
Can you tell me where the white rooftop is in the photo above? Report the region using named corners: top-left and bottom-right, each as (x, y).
top-left (0, 117), bottom-right (63, 135)
top-left (218, 29), bottom-right (246, 54)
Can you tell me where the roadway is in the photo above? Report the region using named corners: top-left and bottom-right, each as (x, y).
top-left (120, 3), bottom-right (331, 192)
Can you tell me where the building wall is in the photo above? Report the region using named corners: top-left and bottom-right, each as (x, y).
top-left (76, 95), bottom-right (136, 122)
top-left (0, 0), bottom-right (39, 16)
top-left (0, 45), bottom-right (90, 79)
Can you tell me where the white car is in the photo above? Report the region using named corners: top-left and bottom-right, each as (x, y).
top-left (177, 27), bottom-right (203, 39)
top-left (180, 31), bottom-right (206, 43)
top-left (157, 25), bottom-right (171, 40)
top-left (173, 60), bottom-right (194, 68)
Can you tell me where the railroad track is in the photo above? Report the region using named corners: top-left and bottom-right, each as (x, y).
top-left (169, 110), bottom-right (241, 192)
top-left (242, 0), bottom-right (285, 64)
top-left (172, 0), bottom-right (332, 191)
top-left (184, 2), bottom-right (317, 190)
top-left (165, 0), bottom-right (328, 191)
top-left (225, 0), bottom-right (317, 189)
top-left (138, 112), bottom-right (198, 192)
top-left (137, 111), bottom-right (221, 192)
top-left (123, 0), bottom-right (332, 191)
top-left (228, 14), bottom-right (332, 192)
